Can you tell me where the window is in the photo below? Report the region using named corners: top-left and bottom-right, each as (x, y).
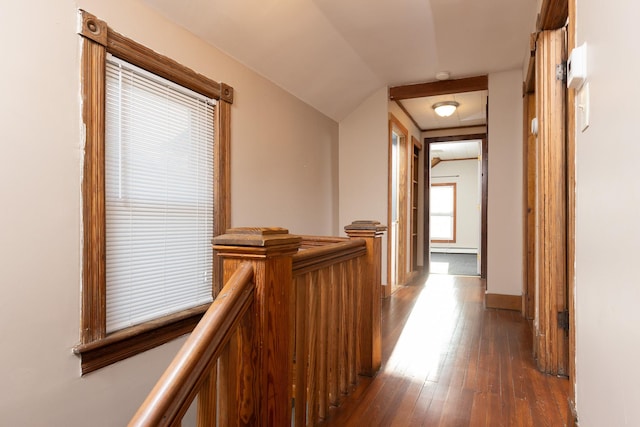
top-left (430, 183), bottom-right (456, 243)
top-left (105, 55), bottom-right (215, 333)
top-left (74, 10), bottom-right (233, 374)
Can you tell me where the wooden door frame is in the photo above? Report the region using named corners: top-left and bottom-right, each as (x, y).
top-left (387, 114), bottom-right (409, 296)
top-left (389, 75), bottom-right (489, 278)
top-left (567, 0), bottom-right (577, 417)
top-left (523, 91), bottom-right (536, 319)
top-left (525, 2), bottom-right (575, 410)
top-left (534, 28), bottom-right (569, 375)
top-left (410, 136), bottom-right (423, 273)
top-left (424, 134), bottom-right (488, 279)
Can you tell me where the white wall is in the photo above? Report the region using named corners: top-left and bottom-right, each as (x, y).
top-left (231, 80), bottom-right (339, 235)
top-left (0, 0), bottom-right (338, 425)
top-left (574, 1), bottom-right (640, 425)
top-left (420, 80), bottom-right (524, 292)
top-left (339, 92), bottom-right (428, 286)
top-left (338, 88), bottom-right (389, 282)
top-left (431, 159), bottom-right (480, 253)
top-left (487, 69), bottom-right (523, 296)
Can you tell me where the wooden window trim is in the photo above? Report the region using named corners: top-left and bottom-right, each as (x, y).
top-left (430, 183), bottom-right (457, 244)
top-left (74, 10), bottom-right (232, 374)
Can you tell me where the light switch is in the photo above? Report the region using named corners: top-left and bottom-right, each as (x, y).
top-left (578, 83), bottom-right (590, 132)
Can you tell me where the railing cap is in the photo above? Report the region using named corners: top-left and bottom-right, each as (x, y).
top-left (213, 227), bottom-right (302, 251)
top-left (344, 220), bottom-right (387, 236)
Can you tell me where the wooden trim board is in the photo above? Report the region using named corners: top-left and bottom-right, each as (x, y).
top-left (390, 76), bottom-right (488, 100)
top-left (535, 28), bottom-right (569, 376)
top-left (387, 114), bottom-right (409, 296)
top-left (485, 293), bottom-right (522, 311)
top-left (567, 0), bottom-right (577, 406)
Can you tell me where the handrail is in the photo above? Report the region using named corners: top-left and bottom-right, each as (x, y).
top-left (293, 238), bottom-right (366, 276)
top-left (298, 235), bottom-right (348, 249)
top-left (130, 223), bottom-right (385, 427)
top-left (290, 233), bottom-right (375, 425)
top-left (128, 262), bottom-right (255, 427)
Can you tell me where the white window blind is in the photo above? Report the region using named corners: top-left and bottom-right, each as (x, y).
top-left (105, 55), bottom-right (215, 333)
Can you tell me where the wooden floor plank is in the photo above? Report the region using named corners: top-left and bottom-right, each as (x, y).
top-left (321, 274), bottom-right (570, 426)
top-left (406, 380), bottom-right (437, 426)
top-left (469, 391), bottom-right (489, 427)
top-left (387, 379), bottom-right (424, 427)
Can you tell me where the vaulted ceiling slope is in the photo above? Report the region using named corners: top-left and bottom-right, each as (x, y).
top-left (143, 0), bottom-right (537, 121)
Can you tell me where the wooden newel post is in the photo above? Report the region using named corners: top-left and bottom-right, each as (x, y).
top-left (344, 220), bottom-right (387, 377)
top-left (212, 227), bottom-right (301, 426)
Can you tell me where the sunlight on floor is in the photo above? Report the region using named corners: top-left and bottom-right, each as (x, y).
top-left (430, 261), bottom-right (450, 274)
top-left (385, 275), bottom-right (459, 379)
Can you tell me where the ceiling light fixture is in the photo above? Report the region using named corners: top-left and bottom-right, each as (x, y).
top-left (432, 101), bottom-right (459, 117)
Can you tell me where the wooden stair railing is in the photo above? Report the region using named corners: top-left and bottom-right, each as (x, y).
top-left (130, 221), bottom-right (386, 427)
top-left (291, 222), bottom-right (386, 426)
top-left (292, 237), bottom-right (365, 425)
top-left (128, 262), bottom-right (255, 427)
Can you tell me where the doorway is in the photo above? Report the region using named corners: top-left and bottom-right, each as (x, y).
top-left (388, 75), bottom-right (489, 279)
top-left (429, 140), bottom-right (482, 276)
top-left (390, 130), bottom-right (400, 288)
top-left (425, 134), bottom-right (488, 280)
top-left (387, 114), bottom-right (409, 296)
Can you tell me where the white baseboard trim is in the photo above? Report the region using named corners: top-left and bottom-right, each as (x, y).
top-left (431, 248), bottom-right (478, 254)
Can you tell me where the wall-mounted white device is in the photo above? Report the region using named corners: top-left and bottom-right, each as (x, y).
top-left (567, 43), bottom-right (587, 89)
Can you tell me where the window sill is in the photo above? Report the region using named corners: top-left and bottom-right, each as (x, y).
top-left (73, 304), bottom-right (209, 375)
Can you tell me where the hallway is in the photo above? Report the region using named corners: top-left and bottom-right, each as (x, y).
top-left (321, 275), bottom-right (570, 426)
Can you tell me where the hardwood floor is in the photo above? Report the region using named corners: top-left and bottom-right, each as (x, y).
top-left (320, 274), bottom-right (570, 427)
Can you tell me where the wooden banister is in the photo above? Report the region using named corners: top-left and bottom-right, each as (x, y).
top-left (128, 262), bottom-right (255, 427)
top-left (213, 227), bottom-right (301, 426)
top-left (130, 222), bottom-right (386, 427)
top-left (293, 239), bottom-right (366, 275)
top-left (345, 220), bottom-right (387, 376)
top-left (298, 235), bottom-right (349, 248)
top-left (291, 221), bottom-right (386, 425)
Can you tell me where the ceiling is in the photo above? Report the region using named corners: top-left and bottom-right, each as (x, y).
top-left (402, 90), bottom-right (488, 130)
top-left (142, 0), bottom-right (537, 123)
top-left (431, 140), bottom-right (480, 161)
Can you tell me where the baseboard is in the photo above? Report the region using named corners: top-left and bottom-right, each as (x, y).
top-left (485, 293), bottom-right (522, 311)
top-left (431, 248), bottom-right (478, 254)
